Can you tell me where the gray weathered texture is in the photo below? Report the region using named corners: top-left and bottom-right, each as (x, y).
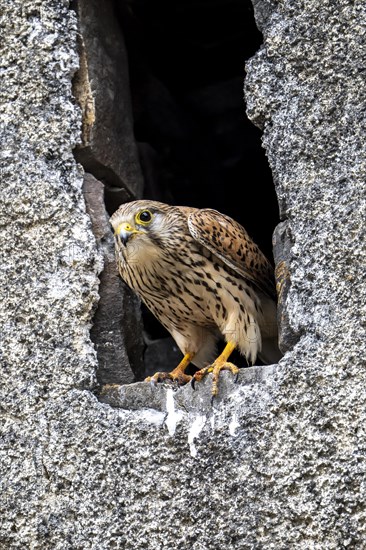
top-left (83, 173), bottom-right (144, 385)
top-left (243, 0), bottom-right (366, 546)
top-left (1, 2), bottom-right (365, 550)
top-left (272, 220), bottom-right (297, 353)
top-left (74, 0), bottom-right (144, 203)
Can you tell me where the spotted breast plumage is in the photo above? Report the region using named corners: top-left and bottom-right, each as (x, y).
top-left (110, 200), bottom-right (281, 398)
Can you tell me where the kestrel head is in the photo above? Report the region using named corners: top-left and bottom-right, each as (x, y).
top-left (110, 200), bottom-right (181, 264)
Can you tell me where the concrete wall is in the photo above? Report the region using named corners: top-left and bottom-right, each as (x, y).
top-left (1, 0), bottom-right (365, 548)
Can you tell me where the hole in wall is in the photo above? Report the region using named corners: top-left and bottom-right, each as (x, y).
top-left (74, 0), bottom-right (281, 385)
top-left (113, 0), bottom-right (280, 378)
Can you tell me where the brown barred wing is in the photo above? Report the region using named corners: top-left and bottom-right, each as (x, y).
top-left (187, 208), bottom-right (276, 299)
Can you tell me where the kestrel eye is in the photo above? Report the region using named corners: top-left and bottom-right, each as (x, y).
top-left (136, 210), bottom-right (152, 225)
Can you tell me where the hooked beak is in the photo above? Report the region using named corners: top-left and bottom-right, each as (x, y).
top-left (115, 222), bottom-right (142, 246)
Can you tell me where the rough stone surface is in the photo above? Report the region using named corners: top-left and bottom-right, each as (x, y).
top-left (272, 220), bottom-right (298, 353)
top-left (0, 1), bottom-right (99, 411)
top-left (1, 1), bottom-right (365, 550)
top-left (73, 0), bottom-right (144, 209)
top-left (100, 365), bottom-right (276, 414)
top-left (243, 0), bottom-right (366, 546)
top-left (83, 173), bottom-right (144, 385)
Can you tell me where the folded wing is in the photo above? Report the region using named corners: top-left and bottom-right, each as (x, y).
top-left (188, 208), bottom-right (276, 299)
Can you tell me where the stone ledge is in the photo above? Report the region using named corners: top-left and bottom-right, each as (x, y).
top-left (99, 363), bottom-right (277, 414)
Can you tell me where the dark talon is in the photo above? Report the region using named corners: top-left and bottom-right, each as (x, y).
top-left (210, 395), bottom-right (215, 407)
top-left (234, 373), bottom-right (239, 384)
top-left (191, 377), bottom-right (196, 390)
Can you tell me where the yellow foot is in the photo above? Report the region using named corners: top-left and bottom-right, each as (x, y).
top-left (145, 352), bottom-right (193, 386)
top-left (191, 341), bottom-right (239, 400)
top-left (191, 361), bottom-right (239, 398)
top-left (145, 370), bottom-right (192, 386)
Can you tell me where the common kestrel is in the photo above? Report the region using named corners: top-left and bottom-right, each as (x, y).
top-left (110, 200), bottom-right (281, 398)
